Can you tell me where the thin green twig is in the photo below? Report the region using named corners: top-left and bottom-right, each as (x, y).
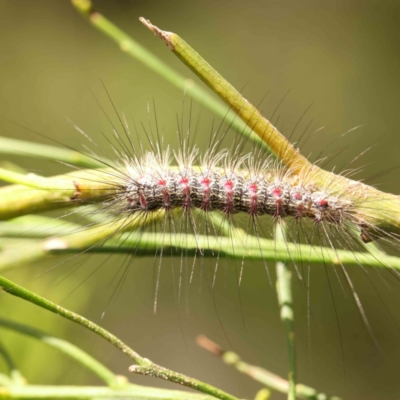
top-left (0, 168), bottom-right (114, 221)
top-left (1, 214), bottom-right (399, 274)
top-left (0, 136), bottom-right (105, 169)
top-left (276, 262), bottom-right (296, 400)
top-left (275, 223), bottom-right (296, 400)
top-left (0, 275), bottom-right (239, 400)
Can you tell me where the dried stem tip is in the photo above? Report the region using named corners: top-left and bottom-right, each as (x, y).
top-left (139, 18), bottom-right (174, 50)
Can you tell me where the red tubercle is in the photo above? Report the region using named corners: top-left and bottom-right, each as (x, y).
top-left (248, 183), bottom-right (258, 215)
top-left (157, 179), bottom-right (167, 186)
top-left (224, 180), bottom-right (234, 192)
top-left (272, 187), bottom-right (282, 217)
top-left (293, 192), bottom-right (302, 200)
top-left (223, 180), bottom-right (234, 214)
top-left (317, 198), bottom-right (328, 207)
top-left (249, 183), bottom-right (258, 193)
top-left (201, 177), bottom-right (211, 187)
top-left (272, 187), bottom-right (282, 197)
top-left (179, 176), bottom-right (189, 186)
top-left (201, 178), bottom-right (211, 210)
top-left (179, 176), bottom-right (191, 209)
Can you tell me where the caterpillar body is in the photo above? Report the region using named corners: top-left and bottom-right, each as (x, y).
top-left (119, 150), bottom-right (351, 223)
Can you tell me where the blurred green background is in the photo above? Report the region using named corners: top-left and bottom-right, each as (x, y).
top-left (1, 1), bottom-right (400, 399)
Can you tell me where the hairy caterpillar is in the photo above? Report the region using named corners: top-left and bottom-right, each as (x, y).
top-left (0, 3), bottom-right (398, 398)
top-left (117, 149), bottom-right (350, 223)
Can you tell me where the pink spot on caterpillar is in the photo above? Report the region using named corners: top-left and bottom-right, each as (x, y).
top-left (179, 177), bottom-right (189, 186)
top-left (224, 180), bottom-right (234, 214)
top-left (293, 192), bottom-right (302, 200)
top-left (179, 176), bottom-right (191, 209)
top-left (249, 183), bottom-right (258, 193)
top-left (201, 177), bottom-right (211, 210)
top-left (201, 177), bottom-right (211, 187)
top-left (318, 198), bottom-right (328, 208)
top-left (158, 179), bottom-right (167, 186)
top-left (224, 180), bottom-right (234, 191)
top-left (272, 187), bottom-right (282, 198)
top-left (249, 183), bottom-right (258, 215)
top-left (272, 186), bottom-right (282, 216)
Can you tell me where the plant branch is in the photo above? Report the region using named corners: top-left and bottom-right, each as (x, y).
top-left (276, 262), bottom-right (296, 400)
top-left (0, 275), bottom-right (239, 400)
top-left (0, 136), bottom-right (104, 169)
top-left (0, 168), bottom-right (116, 221)
top-left (274, 222), bottom-right (296, 400)
top-left (1, 215), bottom-right (399, 274)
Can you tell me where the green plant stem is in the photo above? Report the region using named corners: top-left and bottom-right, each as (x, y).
top-left (0, 168), bottom-right (116, 221)
top-left (70, 0), bottom-right (269, 153)
top-left (0, 318), bottom-right (120, 388)
top-left (64, 233), bottom-right (400, 270)
top-left (0, 137), bottom-right (104, 169)
top-left (0, 385), bottom-right (215, 400)
top-left (0, 275), bottom-right (239, 400)
top-left (274, 222), bottom-right (296, 400)
top-left (276, 262), bottom-right (296, 400)
top-left (0, 169), bottom-right (72, 192)
top-left (197, 336), bottom-right (341, 400)
top-left (1, 216), bottom-right (399, 274)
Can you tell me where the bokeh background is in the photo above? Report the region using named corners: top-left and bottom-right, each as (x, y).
top-left (1, 1), bottom-right (400, 399)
